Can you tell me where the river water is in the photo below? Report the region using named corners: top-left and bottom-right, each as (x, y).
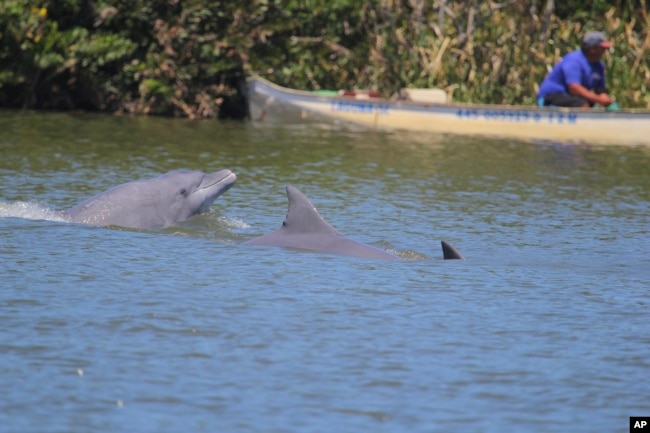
top-left (1, 110), bottom-right (648, 432)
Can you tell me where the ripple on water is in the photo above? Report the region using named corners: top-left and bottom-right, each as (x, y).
top-left (1, 113), bottom-right (649, 433)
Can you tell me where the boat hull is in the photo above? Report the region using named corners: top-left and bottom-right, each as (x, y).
top-left (247, 75), bottom-right (650, 146)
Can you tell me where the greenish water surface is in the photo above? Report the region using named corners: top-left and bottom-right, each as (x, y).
top-left (1, 110), bottom-right (649, 432)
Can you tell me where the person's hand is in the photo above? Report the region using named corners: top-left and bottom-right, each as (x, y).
top-left (596, 93), bottom-right (614, 107)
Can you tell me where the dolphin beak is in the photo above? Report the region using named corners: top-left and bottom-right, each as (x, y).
top-left (194, 169), bottom-right (236, 214)
top-left (200, 169), bottom-right (237, 192)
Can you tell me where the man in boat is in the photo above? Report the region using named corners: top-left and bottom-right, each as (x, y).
top-left (537, 31), bottom-right (614, 108)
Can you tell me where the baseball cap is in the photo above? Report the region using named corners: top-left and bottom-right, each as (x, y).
top-left (582, 31), bottom-right (613, 48)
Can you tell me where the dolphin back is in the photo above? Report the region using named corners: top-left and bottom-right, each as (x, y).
top-left (245, 185), bottom-right (399, 260)
top-left (65, 181), bottom-right (167, 228)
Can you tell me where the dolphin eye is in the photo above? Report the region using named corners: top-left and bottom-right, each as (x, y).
top-left (179, 188), bottom-right (187, 196)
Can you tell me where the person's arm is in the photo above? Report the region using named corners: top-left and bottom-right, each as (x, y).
top-left (561, 56), bottom-right (613, 106)
top-left (567, 83), bottom-right (613, 106)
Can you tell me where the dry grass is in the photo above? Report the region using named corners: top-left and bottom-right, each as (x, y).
top-left (335, 1), bottom-right (650, 108)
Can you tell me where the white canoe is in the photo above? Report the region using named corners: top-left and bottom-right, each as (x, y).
top-left (247, 75), bottom-right (650, 147)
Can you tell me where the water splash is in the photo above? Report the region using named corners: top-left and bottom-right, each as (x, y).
top-left (0, 201), bottom-right (69, 223)
top-left (219, 216), bottom-right (250, 229)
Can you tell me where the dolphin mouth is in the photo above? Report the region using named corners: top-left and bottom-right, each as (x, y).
top-left (199, 170), bottom-right (237, 192)
top-left (194, 170), bottom-right (236, 214)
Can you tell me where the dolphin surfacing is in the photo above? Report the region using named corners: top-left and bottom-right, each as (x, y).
top-left (441, 240), bottom-right (465, 260)
top-left (245, 186), bottom-right (463, 260)
top-left (65, 169), bottom-right (236, 229)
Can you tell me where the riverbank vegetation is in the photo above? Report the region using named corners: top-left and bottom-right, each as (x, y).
top-left (1, 0), bottom-right (648, 118)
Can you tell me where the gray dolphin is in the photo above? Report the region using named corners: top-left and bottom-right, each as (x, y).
top-left (65, 169), bottom-right (236, 229)
top-left (441, 240), bottom-right (465, 260)
top-left (245, 186), bottom-right (464, 260)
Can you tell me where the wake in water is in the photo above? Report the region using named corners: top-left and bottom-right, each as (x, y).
top-left (218, 216), bottom-right (250, 230)
top-left (0, 201), bottom-right (70, 223)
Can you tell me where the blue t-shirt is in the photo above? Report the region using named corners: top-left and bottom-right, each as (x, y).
top-left (537, 49), bottom-right (606, 98)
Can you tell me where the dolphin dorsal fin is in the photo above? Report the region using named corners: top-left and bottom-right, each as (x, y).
top-left (441, 240), bottom-right (465, 260)
top-left (283, 186), bottom-right (341, 235)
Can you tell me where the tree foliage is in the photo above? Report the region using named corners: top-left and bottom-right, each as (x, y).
top-left (0, 0), bottom-right (648, 118)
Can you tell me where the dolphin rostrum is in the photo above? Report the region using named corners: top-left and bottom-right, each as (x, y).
top-left (65, 169), bottom-right (236, 229)
top-left (245, 186), bottom-right (464, 260)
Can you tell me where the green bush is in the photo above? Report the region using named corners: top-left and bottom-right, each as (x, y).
top-left (1, 0), bottom-right (648, 117)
